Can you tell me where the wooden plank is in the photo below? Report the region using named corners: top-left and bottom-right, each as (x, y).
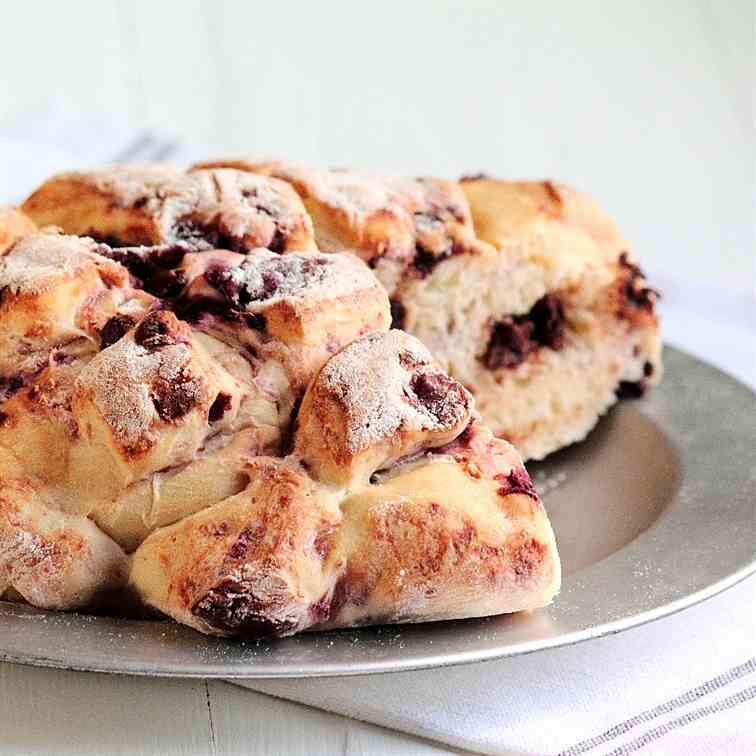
top-left (207, 681), bottom-right (461, 756)
top-left (0, 663), bottom-right (213, 756)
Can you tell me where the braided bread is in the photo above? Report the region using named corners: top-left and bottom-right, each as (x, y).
top-left (24, 163), bottom-right (661, 460)
top-left (0, 221), bottom-right (558, 636)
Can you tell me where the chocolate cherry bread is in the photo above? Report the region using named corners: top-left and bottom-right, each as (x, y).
top-left (28, 161), bottom-right (660, 460)
top-left (0, 221), bottom-right (559, 637)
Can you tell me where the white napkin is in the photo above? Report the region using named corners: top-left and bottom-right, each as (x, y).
top-left (2, 125), bottom-right (754, 756)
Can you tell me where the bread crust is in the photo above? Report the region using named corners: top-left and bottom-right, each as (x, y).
top-left (9, 162), bottom-right (672, 635)
top-left (0, 207), bottom-right (36, 255)
top-left (130, 332), bottom-right (559, 637)
top-left (22, 165), bottom-right (316, 253)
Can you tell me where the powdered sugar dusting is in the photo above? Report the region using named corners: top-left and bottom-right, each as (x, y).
top-left (76, 333), bottom-right (202, 449)
top-left (85, 165), bottom-right (312, 250)
top-left (217, 159), bottom-right (406, 223)
top-left (317, 331), bottom-right (471, 453)
top-left (91, 164), bottom-right (185, 209)
top-left (0, 234), bottom-right (103, 295)
top-left (226, 249), bottom-right (377, 309)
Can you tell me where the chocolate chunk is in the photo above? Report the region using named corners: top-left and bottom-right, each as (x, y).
top-left (134, 312), bottom-right (178, 350)
top-left (100, 314), bottom-right (137, 350)
top-left (102, 244), bottom-right (188, 298)
top-left (0, 374), bottom-right (26, 408)
top-left (459, 173), bottom-right (490, 182)
top-left (192, 580), bottom-right (297, 639)
top-left (409, 371), bottom-right (468, 423)
top-left (175, 295), bottom-right (241, 326)
top-left (267, 227), bottom-right (287, 254)
top-left (618, 252), bottom-right (660, 315)
top-left (483, 294), bottom-right (566, 370)
top-left (495, 468), bottom-right (539, 500)
top-left (204, 264), bottom-right (239, 307)
top-left (483, 318), bottom-right (537, 370)
top-left (390, 299), bottom-right (406, 330)
top-left (412, 245), bottom-right (445, 278)
top-left (152, 373), bottom-right (201, 421)
top-left (456, 422), bottom-right (475, 447)
top-left (398, 349), bottom-right (423, 370)
top-left (208, 392), bottom-right (232, 423)
top-left (52, 351), bottom-right (75, 365)
top-left (0, 374), bottom-right (24, 395)
top-left (205, 264), bottom-right (280, 308)
top-left (616, 379), bottom-right (646, 399)
top-left (244, 312), bottom-right (267, 331)
top-left (529, 293), bottom-right (565, 350)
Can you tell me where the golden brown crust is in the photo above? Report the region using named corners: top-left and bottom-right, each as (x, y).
top-left (130, 332), bottom-right (559, 638)
top-left (130, 457), bottom-right (344, 636)
top-left (191, 159), bottom-right (485, 294)
top-left (460, 177), bottom-right (627, 263)
top-left (295, 330), bottom-right (472, 486)
top-left (0, 207), bottom-right (36, 255)
top-left (22, 165), bottom-right (316, 253)
top-left (0, 233), bottom-right (155, 382)
top-left (0, 451), bottom-right (127, 609)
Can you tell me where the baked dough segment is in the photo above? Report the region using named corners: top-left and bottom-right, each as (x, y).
top-left (191, 158), bottom-right (484, 294)
top-left (22, 165), bottom-right (316, 253)
top-left (68, 310), bottom-right (256, 496)
top-left (0, 450), bottom-right (127, 609)
top-left (4, 172), bottom-right (568, 633)
top-left (295, 330), bottom-right (472, 486)
top-left (130, 456), bottom-right (343, 637)
top-left (326, 425), bottom-right (559, 628)
top-left (177, 247), bottom-right (391, 397)
top-left (0, 233), bottom-right (154, 391)
top-left (445, 176), bottom-right (662, 459)
top-left (130, 331), bottom-right (560, 638)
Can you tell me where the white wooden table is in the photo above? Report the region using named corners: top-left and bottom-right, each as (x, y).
top-left (0, 662), bottom-right (463, 755)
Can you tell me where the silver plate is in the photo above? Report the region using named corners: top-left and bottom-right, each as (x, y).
top-left (1, 347), bottom-right (754, 678)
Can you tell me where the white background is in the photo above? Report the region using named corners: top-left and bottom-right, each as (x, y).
top-left (1, 0), bottom-right (753, 293)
